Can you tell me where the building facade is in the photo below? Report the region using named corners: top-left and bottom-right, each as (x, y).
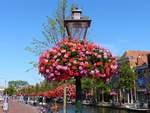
top-left (116, 50), bottom-right (150, 103)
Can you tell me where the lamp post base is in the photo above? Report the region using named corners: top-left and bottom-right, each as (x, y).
top-left (75, 100), bottom-right (82, 113)
top-left (75, 76), bottom-right (82, 113)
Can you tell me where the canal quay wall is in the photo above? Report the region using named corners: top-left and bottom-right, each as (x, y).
top-left (80, 102), bottom-right (150, 112)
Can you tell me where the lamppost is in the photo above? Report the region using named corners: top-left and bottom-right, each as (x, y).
top-left (64, 7), bottom-right (91, 113)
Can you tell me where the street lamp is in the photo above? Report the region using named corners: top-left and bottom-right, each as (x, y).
top-left (64, 7), bottom-right (91, 39)
top-left (64, 7), bottom-right (91, 113)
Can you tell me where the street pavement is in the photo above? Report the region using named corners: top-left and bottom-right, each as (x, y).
top-left (0, 100), bottom-right (39, 113)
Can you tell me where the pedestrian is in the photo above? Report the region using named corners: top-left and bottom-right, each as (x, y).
top-left (19, 94), bottom-right (24, 103)
top-left (3, 93), bottom-right (9, 113)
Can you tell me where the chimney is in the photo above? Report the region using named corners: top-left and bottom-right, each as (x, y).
top-left (148, 54), bottom-right (150, 68)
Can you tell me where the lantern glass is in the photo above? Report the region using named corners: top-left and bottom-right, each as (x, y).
top-left (64, 8), bottom-right (91, 39)
top-left (65, 21), bottom-right (89, 39)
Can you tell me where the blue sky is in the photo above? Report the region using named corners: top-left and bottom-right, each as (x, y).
top-left (0, 0), bottom-right (150, 86)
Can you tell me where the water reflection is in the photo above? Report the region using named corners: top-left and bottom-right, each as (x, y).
top-left (58, 104), bottom-right (140, 113)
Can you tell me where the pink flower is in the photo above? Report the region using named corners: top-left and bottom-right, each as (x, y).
top-left (106, 78), bottom-right (110, 83)
top-left (86, 51), bottom-right (89, 54)
top-left (51, 49), bottom-right (57, 54)
top-left (97, 55), bottom-right (102, 58)
top-left (68, 42), bottom-right (73, 46)
top-left (40, 67), bottom-right (45, 71)
top-left (57, 72), bottom-right (60, 75)
top-left (50, 73), bottom-right (54, 77)
top-left (80, 62), bottom-right (84, 66)
top-left (54, 70), bottom-right (58, 75)
top-left (62, 58), bottom-right (67, 62)
top-left (79, 66), bottom-right (83, 70)
top-left (82, 48), bottom-right (85, 51)
top-left (78, 49), bottom-right (82, 53)
top-left (83, 70), bottom-right (87, 74)
top-left (96, 73), bottom-right (101, 77)
top-left (80, 71), bottom-right (84, 74)
top-left (71, 66), bottom-right (77, 70)
top-left (56, 65), bottom-right (61, 70)
top-left (41, 59), bottom-right (48, 64)
top-left (101, 74), bottom-right (106, 77)
top-left (64, 54), bottom-right (69, 58)
top-left (69, 70), bottom-right (73, 75)
top-left (61, 49), bottom-right (66, 53)
top-left (46, 69), bottom-right (50, 73)
top-left (53, 63), bottom-right (58, 67)
top-left (62, 66), bottom-right (68, 70)
top-left (42, 51), bottom-right (49, 58)
top-left (104, 52), bottom-right (108, 58)
top-left (90, 70), bottom-right (95, 74)
top-left (79, 52), bottom-right (84, 56)
top-left (70, 48), bottom-right (75, 52)
top-left (95, 69), bottom-right (99, 74)
top-left (111, 65), bottom-right (118, 70)
top-left (57, 53), bottom-right (61, 56)
top-left (69, 58), bottom-right (74, 63)
top-left (68, 63), bottom-right (72, 67)
top-left (53, 55), bottom-right (57, 59)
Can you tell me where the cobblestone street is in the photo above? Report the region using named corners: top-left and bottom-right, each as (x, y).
top-left (0, 100), bottom-right (39, 113)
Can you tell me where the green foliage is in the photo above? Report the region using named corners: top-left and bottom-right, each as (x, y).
top-left (81, 77), bottom-right (111, 93)
top-left (8, 80), bottom-right (29, 88)
top-left (118, 61), bottom-right (136, 89)
top-left (17, 79), bottom-right (65, 94)
top-left (4, 86), bottom-right (17, 96)
top-left (81, 78), bottom-right (92, 91)
top-left (26, 0), bottom-right (68, 57)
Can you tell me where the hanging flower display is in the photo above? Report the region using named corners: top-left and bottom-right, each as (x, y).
top-left (66, 84), bottom-right (76, 99)
top-left (55, 84), bottom-right (76, 98)
top-left (47, 90), bottom-right (56, 98)
top-left (39, 38), bottom-right (117, 81)
top-left (55, 86), bottom-right (64, 97)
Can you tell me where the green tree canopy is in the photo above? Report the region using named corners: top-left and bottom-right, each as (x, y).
top-left (8, 80), bottom-right (29, 88)
top-left (118, 61), bottom-right (136, 89)
top-left (4, 86), bottom-right (17, 96)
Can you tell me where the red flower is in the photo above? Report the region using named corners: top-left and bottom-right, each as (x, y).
top-left (62, 58), bottom-right (67, 62)
top-left (69, 58), bottom-right (74, 63)
top-left (72, 66), bottom-right (77, 70)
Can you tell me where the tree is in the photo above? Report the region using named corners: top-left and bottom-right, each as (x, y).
top-left (81, 78), bottom-right (93, 101)
top-left (26, 0), bottom-right (68, 57)
top-left (118, 61), bottom-right (136, 103)
top-left (8, 80), bottom-right (29, 88)
top-left (4, 86), bottom-right (17, 96)
top-left (82, 75), bottom-right (112, 103)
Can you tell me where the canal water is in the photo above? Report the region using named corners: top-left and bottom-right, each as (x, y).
top-left (58, 104), bottom-right (141, 113)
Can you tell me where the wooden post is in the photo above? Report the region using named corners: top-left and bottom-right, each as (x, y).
top-left (64, 81), bottom-right (67, 113)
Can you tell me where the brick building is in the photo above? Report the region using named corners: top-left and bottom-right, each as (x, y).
top-left (117, 50), bottom-right (150, 102)
top-left (118, 50), bottom-right (150, 68)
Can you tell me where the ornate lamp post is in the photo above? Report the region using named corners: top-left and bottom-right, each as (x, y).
top-left (38, 7), bottom-right (117, 113)
top-left (64, 7), bottom-right (91, 113)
